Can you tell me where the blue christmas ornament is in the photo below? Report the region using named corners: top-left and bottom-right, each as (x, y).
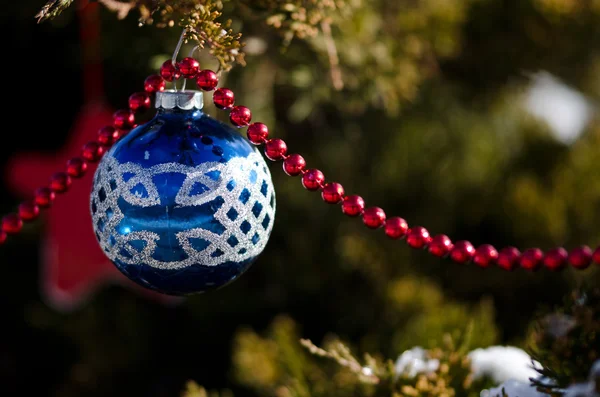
top-left (90, 90), bottom-right (276, 295)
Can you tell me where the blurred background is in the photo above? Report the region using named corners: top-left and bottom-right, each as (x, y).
top-left (0, 0), bottom-right (599, 396)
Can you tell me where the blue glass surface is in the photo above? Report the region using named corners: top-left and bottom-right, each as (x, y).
top-left (90, 105), bottom-right (276, 295)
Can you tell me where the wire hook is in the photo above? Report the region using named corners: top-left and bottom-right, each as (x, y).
top-left (171, 28), bottom-right (187, 65)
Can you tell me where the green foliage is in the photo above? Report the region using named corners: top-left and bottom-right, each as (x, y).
top-left (528, 287), bottom-right (600, 394)
top-left (35, 0), bottom-right (478, 111)
top-left (230, 316), bottom-right (495, 397)
top-left (393, 334), bottom-right (495, 397)
top-left (181, 381), bottom-right (234, 397)
top-left (243, 0), bottom-right (345, 41)
top-left (392, 298), bottom-right (498, 353)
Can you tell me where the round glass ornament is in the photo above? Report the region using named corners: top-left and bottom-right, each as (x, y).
top-left (90, 90), bottom-right (276, 295)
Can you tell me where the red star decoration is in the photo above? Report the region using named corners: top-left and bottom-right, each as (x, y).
top-left (4, 1), bottom-right (181, 311)
top-left (6, 101), bottom-right (181, 311)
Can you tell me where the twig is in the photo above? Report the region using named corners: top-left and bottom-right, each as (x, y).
top-left (320, 20), bottom-right (344, 91)
top-left (97, 0), bottom-right (136, 19)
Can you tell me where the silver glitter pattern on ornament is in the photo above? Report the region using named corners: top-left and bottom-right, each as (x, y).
top-left (91, 152), bottom-right (275, 270)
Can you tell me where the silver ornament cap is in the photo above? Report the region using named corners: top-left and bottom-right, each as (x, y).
top-left (155, 90), bottom-right (204, 110)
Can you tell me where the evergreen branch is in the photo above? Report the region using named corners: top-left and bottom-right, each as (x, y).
top-left (182, 4), bottom-right (245, 72)
top-left (300, 338), bottom-right (380, 384)
top-left (36, 0), bottom-right (245, 71)
top-left (36, 0), bottom-right (75, 22)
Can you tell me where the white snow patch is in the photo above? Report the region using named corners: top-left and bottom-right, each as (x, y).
top-left (469, 346), bottom-right (540, 383)
top-left (524, 72), bottom-right (593, 144)
top-left (394, 347), bottom-right (440, 378)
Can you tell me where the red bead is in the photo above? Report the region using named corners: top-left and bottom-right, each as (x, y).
top-left (406, 226), bottom-right (432, 249)
top-left (2, 214), bottom-right (22, 234)
top-left (342, 195), bottom-right (365, 217)
top-left (50, 172), bottom-right (72, 193)
top-left (66, 158), bottom-right (88, 178)
top-left (429, 235), bottom-right (453, 257)
top-left (321, 183), bottom-right (345, 204)
top-left (283, 154), bottom-right (306, 176)
top-left (82, 142), bottom-right (104, 162)
top-left (230, 106), bottom-right (252, 127)
top-left (362, 207), bottom-right (386, 229)
top-left (302, 169), bottom-right (325, 191)
top-left (177, 57), bottom-right (200, 79)
top-left (450, 240), bottom-right (475, 264)
top-left (98, 126), bottom-right (119, 147)
top-left (128, 92), bottom-right (151, 112)
top-left (568, 246), bottom-right (593, 270)
top-left (543, 247), bottom-right (568, 271)
top-left (18, 200), bottom-right (40, 222)
top-left (0, 230), bottom-right (6, 244)
top-left (160, 60), bottom-right (180, 82)
top-left (520, 248), bottom-right (544, 271)
top-left (384, 217), bottom-right (408, 239)
top-left (247, 123), bottom-right (269, 145)
top-left (113, 109), bottom-right (135, 130)
top-left (474, 244), bottom-right (499, 268)
top-left (497, 247), bottom-right (521, 271)
top-left (264, 139), bottom-right (288, 161)
top-left (144, 74), bottom-right (166, 93)
top-left (34, 187), bottom-right (55, 208)
top-left (213, 88), bottom-right (235, 109)
top-left (593, 246), bottom-right (600, 265)
top-left (196, 69), bottom-right (219, 91)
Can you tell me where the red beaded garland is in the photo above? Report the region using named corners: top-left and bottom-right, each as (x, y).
top-left (568, 246), bottom-right (593, 269)
top-left (213, 88), bottom-right (235, 109)
top-left (302, 169), bottom-right (325, 191)
top-left (322, 183), bottom-right (345, 204)
top-left (98, 126), bottom-right (120, 147)
top-left (283, 154), bottom-right (306, 176)
top-left (450, 240), bottom-right (475, 264)
top-left (50, 172), bottom-right (72, 193)
top-left (34, 187), bottom-right (55, 208)
top-left (543, 247), bottom-right (568, 271)
top-left (177, 57), bottom-right (200, 78)
top-left (473, 244), bottom-right (498, 268)
top-left (520, 248), bottom-right (544, 271)
top-left (406, 226), bottom-right (431, 249)
top-left (113, 110), bottom-right (135, 130)
top-left (128, 92), bottom-right (151, 112)
top-left (2, 214), bottom-right (22, 234)
top-left (497, 247), bottom-right (521, 271)
top-left (384, 217), bottom-right (408, 239)
top-left (66, 158), bottom-right (88, 178)
top-left (18, 200), bottom-right (40, 222)
top-left (429, 235), bottom-right (453, 257)
top-left (593, 246), bottom-right (600, 265)
top-left (196, 70), bottom-right (219, 91)
top-left (160, 60), bottom-right (180, 82)
top-left (363, 207), bottom-right (386, 229)
top-left (342, 195), bottom-right (365, 217)
top-left (264, 139), bottom-right (288, 161)
top-left (247, 123), bottom-right (269, 145)
top-left (82, 142), bottom-right (104, 163)
top-left (230, 106), bottom-right (252, 127)
top-left (144, 74), bottom-right (166, 93)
